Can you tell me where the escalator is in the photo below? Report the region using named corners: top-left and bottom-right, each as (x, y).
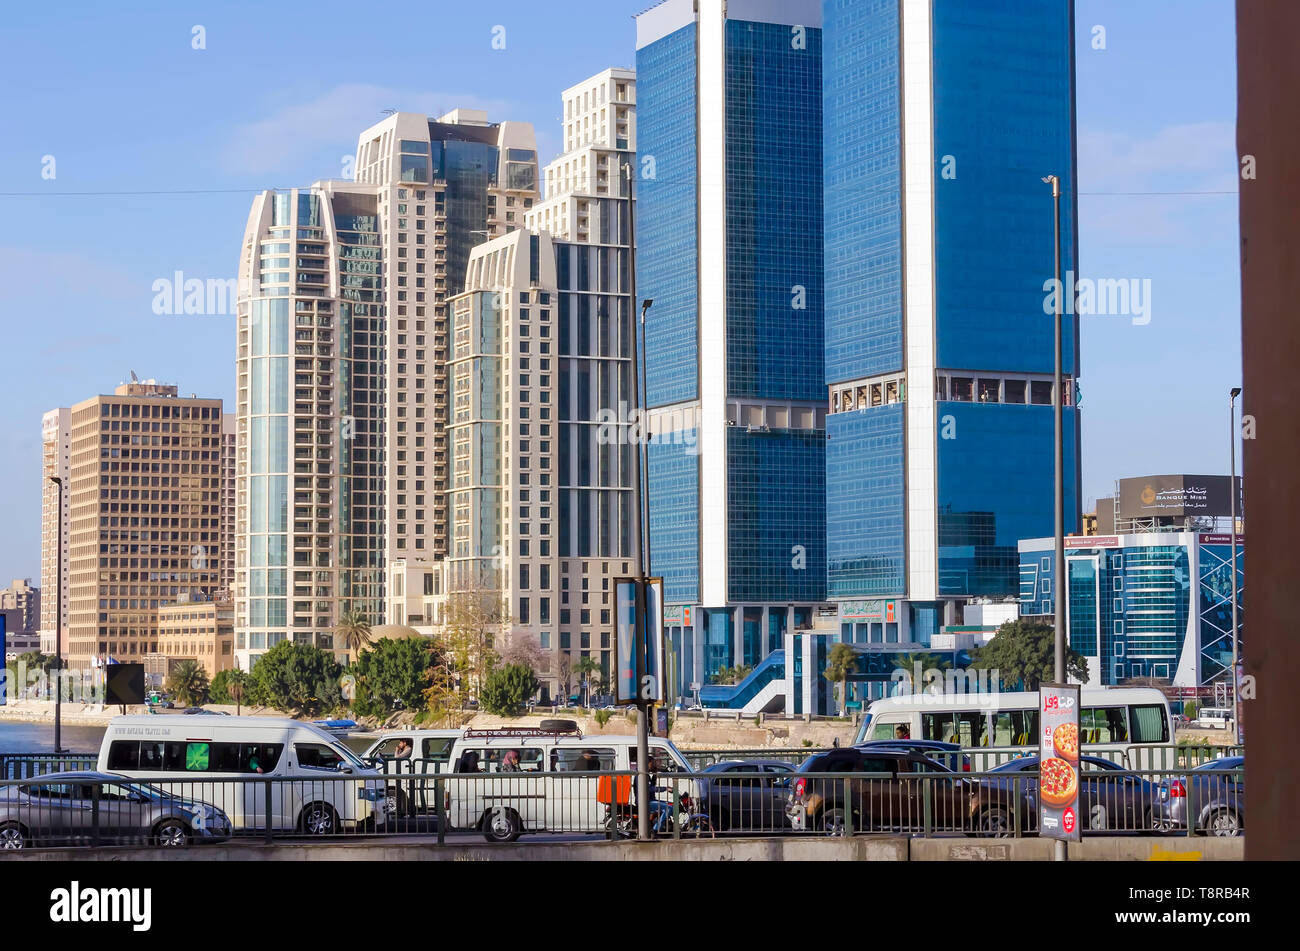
top-left (699, 651), bottom-right (786, 715)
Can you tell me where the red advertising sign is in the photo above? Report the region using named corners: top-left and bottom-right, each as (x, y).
top-left (1038, 684), bottom-right (1081, 842)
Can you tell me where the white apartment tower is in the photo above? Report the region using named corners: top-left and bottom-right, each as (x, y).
top-left (235, 111), bottom-right (539, 670)
top-left (40, 407), bottom-right (71, 656)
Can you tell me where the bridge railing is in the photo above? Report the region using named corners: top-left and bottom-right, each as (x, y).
top-left (0, 764), bottom-right (1243, 851)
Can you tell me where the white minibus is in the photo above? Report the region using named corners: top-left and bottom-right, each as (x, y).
top-left (97, 716), bottom-right (386, 834)
top-left (854, 687), bottom-right (1176, 769)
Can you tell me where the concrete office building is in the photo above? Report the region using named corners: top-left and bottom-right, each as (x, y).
top-left (636, 0), bottom-right (830, 697)
top-left (236, 110), bottom-right (539, 670)
top-left (822, 0), bottom-right (1081, 646)
top-left (40, 407), bottom-right (71, 655)
top-left (61, 380), bottom-right (224, 671)
top-left (0, 579), bottom-right (40, 635)
top-left (155, 596), bottom-right (235, 679)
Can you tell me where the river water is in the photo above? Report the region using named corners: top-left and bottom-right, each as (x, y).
top-left (0, 721), bottom-right (105, 755)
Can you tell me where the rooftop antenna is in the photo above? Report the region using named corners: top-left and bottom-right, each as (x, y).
top-left (382, 108), bottom-right (397, 117)
top-left (130, 370), bottom-right (139, 383)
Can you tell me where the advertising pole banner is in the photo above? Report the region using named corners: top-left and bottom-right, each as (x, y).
top-left (1038, 684), bottom-right (1081, 842)
top-left (615, 579), bottom-right (641, 705)
top-left (615, 577), bottom-right (666, 705)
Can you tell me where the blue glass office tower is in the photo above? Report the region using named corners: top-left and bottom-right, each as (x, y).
top-left (637, 0), bottom-right (828, 689)
top-left (824, 0), bottom-right (1081, 645)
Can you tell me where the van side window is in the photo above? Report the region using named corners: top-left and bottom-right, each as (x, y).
top-left (871, 720), bottom-right (906, 740)
top-left (990, 711), bottom-right (1039, 747)
top-left (551, 748), bottom-right (615, 771)
top-left (296, 743), bottom-right (345, 770)
top-left (107, 740), bottom-right (140, 771)
top-left (422, 738), bottom-right (454, 761)
top-left (1129, 705), bottom-right (1169, 744)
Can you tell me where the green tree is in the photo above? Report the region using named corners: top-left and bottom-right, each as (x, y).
top-left (573, 656), bottom-right (602, 708)
top-left (971, 619), bottom-right (1089, 691)
top-left (352, 638), bottom-right (440, 717)
top-left (209, 668), bottom-right (250, 712)
top-left (823, 642), bottom-right (858, 715)
top-left (167, 660), bottom-right (211, 707)
top-left (479, 663), bottom-right (540, 717)
top-left (249, 641), bottom-right (342, 717)
top-left (334, 609), bottom-right (373, 660)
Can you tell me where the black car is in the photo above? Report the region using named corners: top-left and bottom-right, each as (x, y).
top-left (984, 755), bottom-right (1161, 834)
top-left (1155, 755), bottom-right (1244, 836)
top-left (698, 760), bottom-right (794, 832)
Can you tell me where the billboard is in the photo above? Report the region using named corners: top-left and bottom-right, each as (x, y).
top-left (1117, 475), bottom-right (1240, 519)
top-left (1038, 684), bottom-right (1081, 842)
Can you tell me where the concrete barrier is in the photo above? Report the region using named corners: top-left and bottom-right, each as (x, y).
top-left (1, 835), bottom-right (1241, 862)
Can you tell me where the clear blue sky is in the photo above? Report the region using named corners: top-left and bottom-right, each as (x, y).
top-left (0, 0), bottom-right (1239, 583)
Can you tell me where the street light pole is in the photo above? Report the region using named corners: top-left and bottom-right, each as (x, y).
top-left (1043, 173), bottom-right (1066, 862)
top-left (1229, 387), bottom-right (1242, 744)
top-left (625, 159), bottom-right (652, 841)
top-left (50, 475), bottom-right (64, 754)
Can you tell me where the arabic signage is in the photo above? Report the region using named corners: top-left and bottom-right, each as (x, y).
top-left (840, 599), bottom-right (898, 622)
top-left (1038, 684), bottom-right (1081, 842)
top-left (1117, 475), bottom-right (1240, 519)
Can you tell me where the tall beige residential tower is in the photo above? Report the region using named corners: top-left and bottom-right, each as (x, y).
top-left (235, 110), bottom-right (539, 669)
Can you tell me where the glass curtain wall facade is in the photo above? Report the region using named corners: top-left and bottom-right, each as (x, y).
top-left (1019, 533), bottom-right (1241, 688)
top-left (825, 0), bottom-right (1080, 642)
top-left (636, 0), bottom-right (827, 686)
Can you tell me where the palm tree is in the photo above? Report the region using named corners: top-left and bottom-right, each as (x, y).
top-left (334, 609), bottom-right (373, 661)
top-left (823, 643), bottom-right (857, 716)
top-left (573, 656), bottom-right (601, 709)
top-left (166, 660), bottom-right (210, 708)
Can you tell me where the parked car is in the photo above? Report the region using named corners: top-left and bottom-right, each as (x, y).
top-left (984, 755), bottom-right (1161, 834)
top-left (1155, 755), bottom-right (1244, 836)
top-left (698, 760), bottom-right (794, 832)
top-left (0, 771), bottom-right (231, 850)
top-left (855, 739), bottom-right (971, 773)
top-left (786, 748), bottom-right (1030, 836)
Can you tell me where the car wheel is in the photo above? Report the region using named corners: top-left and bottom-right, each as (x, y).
top-left (300, 803), bottom-right (339, 836)
top-left (154, 819), bottom-right (190, 848)
top-left (819, 808), bottom-right (847, 836)
top-left (1208, 808), bottom-right (1241, 837)
top-left (386, 787), bottom-right (408, 818)
top-left (483, 807), bottom-right (521, 843)
top-left (979, 807), bottom-right (1012, 838)
top-left (0, 821), bottom-right (27, 851)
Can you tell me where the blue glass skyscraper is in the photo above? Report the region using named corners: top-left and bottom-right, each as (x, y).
top-left (637, 0), bottom-right (828, 689)
top-left (824, 0), bottom-right (1081, 648)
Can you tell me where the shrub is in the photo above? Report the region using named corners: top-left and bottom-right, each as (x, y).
top-left (593, 709), bottom-right (612, 728)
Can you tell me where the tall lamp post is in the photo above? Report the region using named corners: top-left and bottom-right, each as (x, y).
top-left (50, 475), bottom-right (64, 754)
top-left (624, 158), bottom-right (654, 840)
top-left (1043, 173), bottom-right (1066, 862)
top-left (1229, 387), bottom-right (1242, 744)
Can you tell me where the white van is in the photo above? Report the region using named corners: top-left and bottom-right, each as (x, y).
top-left (441, 723), bottom-right (696, 842)
top-left (358, 729), bottom-right (463, 815)
top-left (97, 715), bottom-right (386, 834)
top-left (1193, 707), bottom-right (1233, 730)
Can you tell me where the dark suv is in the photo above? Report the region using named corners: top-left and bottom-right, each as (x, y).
top-left (786, 748), bottom-right (1027, 837)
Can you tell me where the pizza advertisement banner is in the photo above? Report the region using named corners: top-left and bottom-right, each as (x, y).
top-left (1038, 683), bottom-right (1081, 842)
